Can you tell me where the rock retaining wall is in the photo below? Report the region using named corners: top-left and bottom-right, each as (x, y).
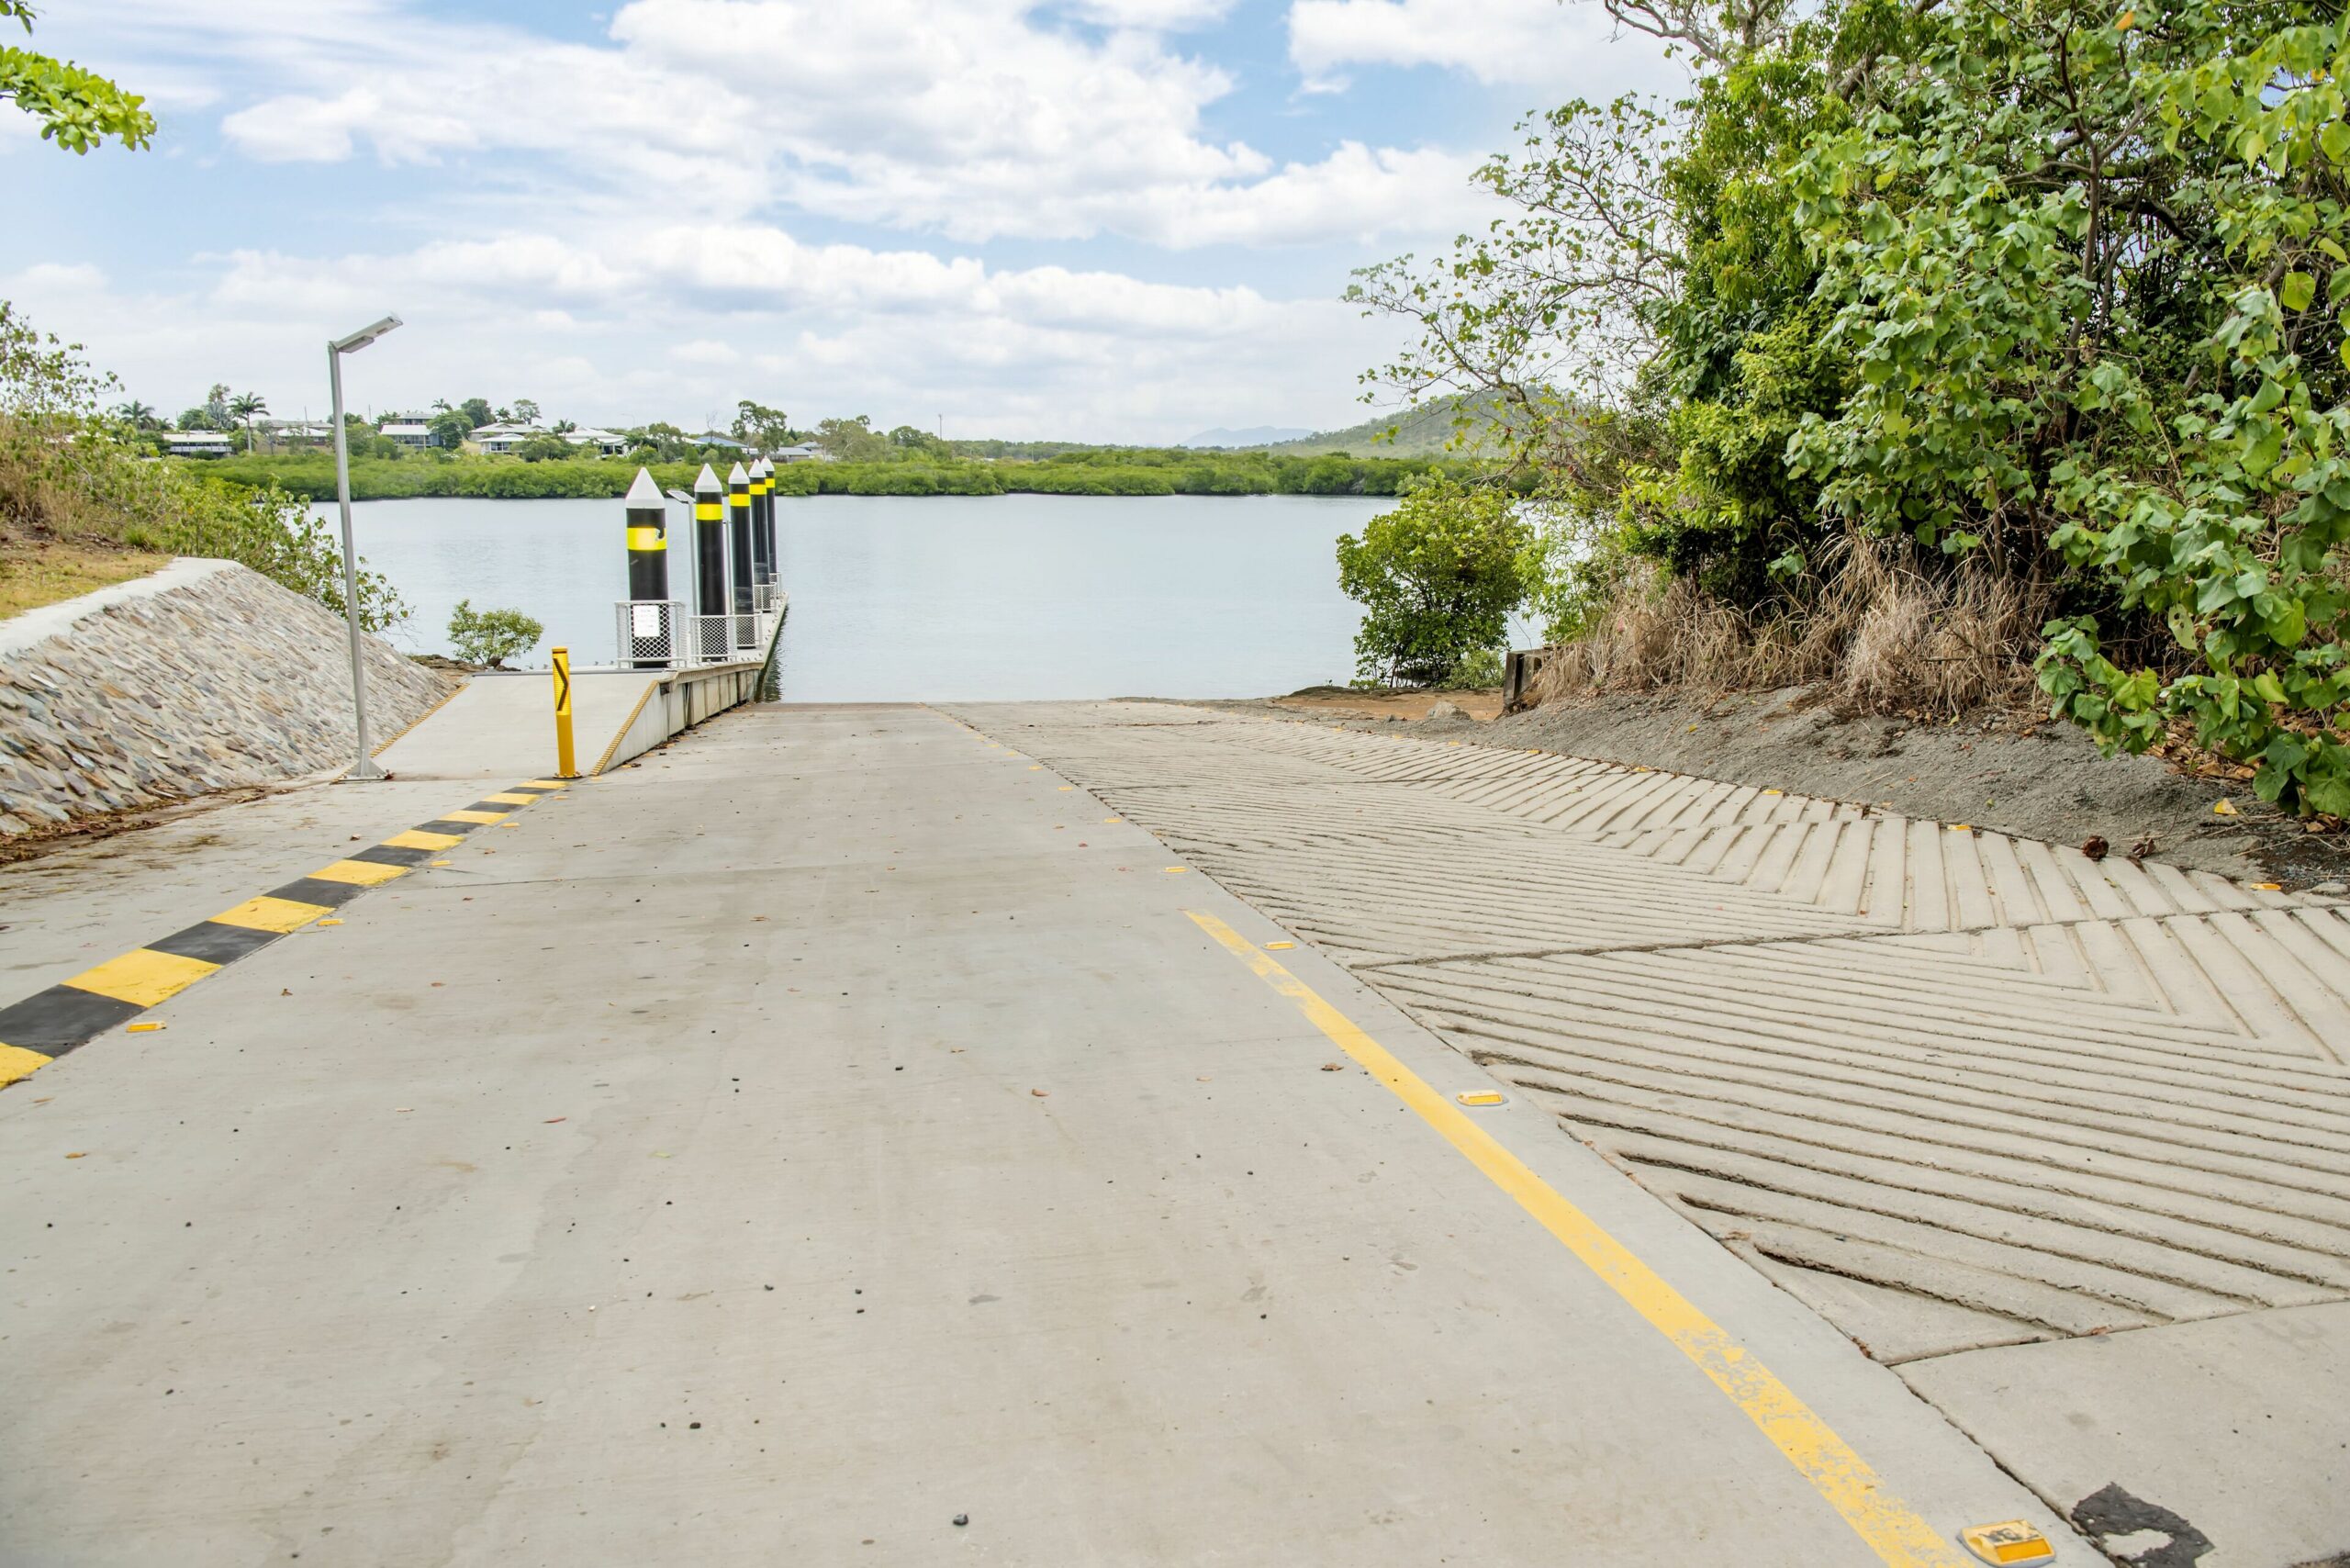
top-left (0, 558), bottom-right (453, 836)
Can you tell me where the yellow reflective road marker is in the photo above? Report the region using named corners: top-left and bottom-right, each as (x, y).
top-left (65, 949), bottom-right (219, 1008)
top-left (1457, 1089), bottom-right (1507, 1107)
top-left (1961, 1523), bottom-right (2053, 1566)
top-left (1187, 909), bottom-right (1969, 1568)
top-left (127, 1021), bottom-right (165, 1034)
top-left (1264, 941), bottom-right (1295, 949)
top-left (1164, 867), bottom-right (1188, 874)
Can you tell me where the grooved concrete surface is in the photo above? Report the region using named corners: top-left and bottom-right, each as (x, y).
top-left (948, 700), bottom-right (2350, 1565)
top-left (0, 704), bottom-right (2088, 1568)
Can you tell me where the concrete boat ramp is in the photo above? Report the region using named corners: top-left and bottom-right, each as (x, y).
top-left (2, 700), bottom-right (2343, 1566)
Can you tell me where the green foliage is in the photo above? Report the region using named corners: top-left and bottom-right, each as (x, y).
top-left (1336, 473), bottom-right (1531, 686)
top-left (198, 447), bottom-right (1454, 502)
top-left (813, 414), bottom-right (890, 463)
top-left (731, 400), bottom-right (793, 451)
top-left (514, 431), bottom-right (573, 463)
top-left (1, 301), bottom-right (404, 632)
top-left (1442, 645), bottom-right (1507, 689)
top-left (0, 2), bottom-right (153, 154)
top-left (446, 599), bottom-right (543, 667)
top-left (1789, 0), bottom-right (2350, 813)
top-left (1351, 0), bottom-right (2350, 814)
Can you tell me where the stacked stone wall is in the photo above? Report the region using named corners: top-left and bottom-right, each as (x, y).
top-left (0, 559), bottom-right (452, 835)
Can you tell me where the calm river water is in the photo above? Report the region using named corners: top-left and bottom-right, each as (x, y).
top-left (319, 493), bottom-right (1395, 702)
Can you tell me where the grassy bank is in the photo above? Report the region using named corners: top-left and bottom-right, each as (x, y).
top-left (195, 448), bottom-right (1455, 503)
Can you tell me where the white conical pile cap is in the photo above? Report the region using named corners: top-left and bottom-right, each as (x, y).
top-left (624, 467), bottom-right (663, 505)
top-left (728, 461), bottom-right (750, 484)
top-left (751, 455), bottom-right (772, 477)
top-left (694, 462), bottom-right (721, 491)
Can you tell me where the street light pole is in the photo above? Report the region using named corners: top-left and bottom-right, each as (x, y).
top-left (328, 315), bottom-right (402, 782)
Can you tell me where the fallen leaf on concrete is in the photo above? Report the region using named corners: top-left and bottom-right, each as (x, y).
top-left (280, 988), bottom-right (292, 997)
top-left (544, 1116), bottom-right (566, 1124)
top-left (64, 1151), bottom-right (86, 1159)
top-left (1197, 1075), bottom-right (1212, 1081)
top-left (2130, 834), bottom-right (2158, 859)
top-left (395, 1107), bottom-right (412, 1113)
top-left (1320, 1062), bottom-right (1342, 1072)
top-left (652, 1150), bottom-right (672, 1158)
top-left (431, 981), bottom-right (444, 988)
top-left (1030, 1089), bottom-right (1049, 1098)
top-left (2081, 835), bottom-right (2109, 861)
top-left (2213, 798), bottom-right (2239, 815)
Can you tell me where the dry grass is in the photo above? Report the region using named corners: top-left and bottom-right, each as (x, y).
top-left (1529, 537), bottom-right (2046, 717)
top-left (0, 537), bottom-right (169, 620)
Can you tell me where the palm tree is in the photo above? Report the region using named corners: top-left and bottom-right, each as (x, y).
top-left (113, 399), bottom-right (160, 431)
top-left (229, 391), bottom-right (268, 455)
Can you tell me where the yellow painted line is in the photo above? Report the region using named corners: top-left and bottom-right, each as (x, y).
top-left (310, 858), bottom-right (409, 887)
top-left (211, 895), bottom-right (333, 934)
top-left (442, 809), bottom-right (508, 825)
top-left (0, 1043), bottom-right (53, 1087)
top-left (383, 828), bottom-right (464, 851)
top-left (591, 680), bottom-right (660, 776)
top-left (481, 791), bottom-right (538, 806)
top-left (64, 948), bottom-right (220, 1008)
top-left (1185, 910), bottom-right (1967, 1568)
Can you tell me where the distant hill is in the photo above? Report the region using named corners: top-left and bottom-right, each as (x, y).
top-left (1257, 395), bottom-right (1505, 459)
top-left (1180, 425), bottom-right (1312, 448)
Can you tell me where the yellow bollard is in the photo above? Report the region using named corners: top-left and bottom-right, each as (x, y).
top-left (551, 645), bottom-right (577, 779)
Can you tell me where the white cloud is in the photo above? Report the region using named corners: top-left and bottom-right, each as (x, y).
top-left (6, 0), bottom-right (1507, 436)
top-left (1289, 0), bottom-right (1679, 90)
top-left (1, 225), bottom-right (1400, 442)
top-left (171, 0), bottom-right (1487, 248)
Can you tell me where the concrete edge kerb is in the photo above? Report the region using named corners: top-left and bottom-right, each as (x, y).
top-left (0, 556), bottom-right (235, 660)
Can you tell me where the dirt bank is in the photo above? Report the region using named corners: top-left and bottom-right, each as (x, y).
top-left (1201, 686), bottom-right (2350, 889)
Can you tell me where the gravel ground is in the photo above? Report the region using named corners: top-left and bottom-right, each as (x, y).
top-left (1194, 686), bottom-right (2350, 890)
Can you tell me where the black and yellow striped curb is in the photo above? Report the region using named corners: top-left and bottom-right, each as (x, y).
top-left (0, 778), bottom-right (571, 1089)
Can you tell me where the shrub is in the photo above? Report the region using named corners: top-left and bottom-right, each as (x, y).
top-left (1336, 472), bottom-right (1529, 686)
top-left (447, 599), bottom-right (542, 667)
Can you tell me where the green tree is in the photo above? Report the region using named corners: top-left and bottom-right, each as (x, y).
top-left (1336, 473), bottom-right (1531, 686)
top-left (1, 1), bottom-right (153, 153)
top-left (813, 414), bottom-right (888, 462)
top-left (509, 398), bottom-right (541, 426)
top-left (1789, 0), bottom-right (2350, 813)
top-left (732, 399), bottom-right (792, 451)
top-left (427, 409), bottom-right (472, 449)
top-left (112, 398), bottom-right (158, 430)
top-left (459, 398), bottom-right (492, 430)
top-left (514, 431), bottom-right (571, 462)
top-left (446, 599), bottom-right (543, 667)
top-left (228, 390), bottom-right (266, 454)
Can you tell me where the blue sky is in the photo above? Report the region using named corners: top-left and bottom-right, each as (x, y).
top-left (2, 0), bottom-right (1677, 441)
